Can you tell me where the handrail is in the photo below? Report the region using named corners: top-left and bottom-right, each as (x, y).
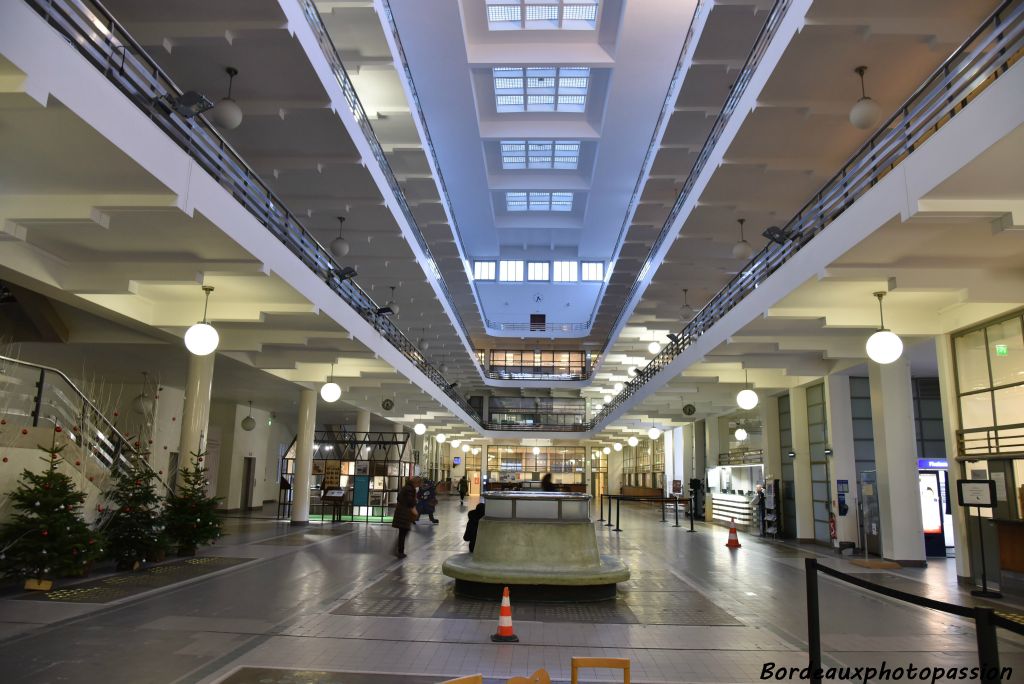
top-left (23, 0), bottom-right (481, 424)
top-left (590, 0), bottom-right (1024, 430)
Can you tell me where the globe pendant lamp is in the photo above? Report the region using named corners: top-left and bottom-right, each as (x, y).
top-left (413, 423), bottom-right (427, 436)
top-left (330, 216), bottom-right (350, 259)
top-left (320, 363), bottom-right (341, 403)
top-left (735, 427), bottom-right (748, 441)
top-left (865, 291), bottom-right (903, 364)
top-left (732, 218), bottom-right (753, 260)
top-left (241, 400), bottom-right (256, 431)
top-left (603, 446), bottom-right (610, 455)
top-left (681, 288), bottom-right (694, 321)
top-left (736, 369), bottom-right (759, 410)
top-left (184, 285), bottom-right (219, 356)
top-left (627, 436), bottom-right (639, 448)
top-left (648, 427), bottom-right (662, 441)
top-left (211, 67), bottom-right (243, 130)
top-left (849, 66), bottom-right (882, 130)
top-left (647, 341), bottom-right (661, 355)
top-left (613, 442), bottom-right (622, 452)
top-left (451, 439), bottom-right (461, 449)
top-left (462, 443), bottom-right (470, 453)
top-left (435, 433), bottom-right (447, 444)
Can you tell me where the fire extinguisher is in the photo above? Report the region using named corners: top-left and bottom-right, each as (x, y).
top-left (828, 511), bottom-right (838, 548)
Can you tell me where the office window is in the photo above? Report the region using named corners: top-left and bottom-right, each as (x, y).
top-left (486, 1), bottom-right (599, 31)
top-left (501, 140), bottom-right (580, 170)
top-left (553, 260), bottom-right (578, 282)
top-left (499, 260), bottom-right (524, 282)
top-left (493, 66), bottom-right (590, 113)
top-left (474, 261), bottom-right (496, 281)
top-left (527, 262), bottom-right (550, 281)
top-left (581, 262), bottom-right (604, 281)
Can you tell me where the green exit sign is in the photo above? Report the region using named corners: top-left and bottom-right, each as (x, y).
top-left (995, 344), bottom-right (1009, 356)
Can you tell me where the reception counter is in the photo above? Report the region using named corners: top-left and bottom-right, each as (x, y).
top-left (710, 493), bottom-right (754, 526)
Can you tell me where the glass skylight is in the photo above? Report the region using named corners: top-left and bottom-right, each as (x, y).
top-left (505, 191), bottom-right (574, 212)
top-left (501, 140), bottom-right (581, 170)
top-left (499, 260), bottom-right (525, 282)
top-left (486, 1), bottom-right (599, 31)
top-left (581, 261), bottom-right (604, 281)
top-left (493, 67), bottom-right (590, 113)
top-left (474, 261), bottom-right (496, 280)
top-left (528, 262), bottom-right (550, 281)
top-left (553, 260), bottom-right (579, 282)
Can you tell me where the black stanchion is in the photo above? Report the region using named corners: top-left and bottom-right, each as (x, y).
top-left (597, 494), bottom-right (605, 523)
top-left (805, 558), bottom-right (822, 684)
top-left (688, 500), bottom-right (696, 533)
top-left (614, 497), bottom-right (621, 532)
top-left (673, 496), bottom-right (681, 528)
top-left (974, 607), bottom-right (1001, 683)
top-left (660, 497), bottom-right (667, 523)
top-left (605, 495), bottom-right (614, 527)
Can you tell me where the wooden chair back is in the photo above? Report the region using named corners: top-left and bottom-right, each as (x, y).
top-left (507, 668), bottom-right (551, 684)
top-left (440, 675), bottom-right (483, 684)
top-left (571, 657), bottom-right (630, 684)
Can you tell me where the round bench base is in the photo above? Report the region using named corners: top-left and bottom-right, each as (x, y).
top-left (453, 578), bottom-right (618, 603)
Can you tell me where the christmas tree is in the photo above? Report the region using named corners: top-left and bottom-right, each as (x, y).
top-left (164, 450), bottom-right (223, 556)
top-left (0, 427), bottom-right (103, 583)
top-left (104, 454), bottom-right (168, 570)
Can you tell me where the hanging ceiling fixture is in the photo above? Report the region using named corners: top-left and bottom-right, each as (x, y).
top-left (849, 65), bottom-right (882, 130)
top-left (413, 423), bottom-right (427, 436)
top-left (532, 446), bottom-right (540, 455)
top-left (732, 218), bottom-right (753, 260)
top-left (241, 401), bottom-right (256, 431)
top-left (462, 443), bottom-right (470, 453)
top-left (736, 369), bottom-right (759, 410)
top-left (647, 427), bottom-right (662, 441)
top-left (385, 286), bottom-right (400, 316)
top-left (735, 427), bottom-right (748, 441)
top-left (435, 433), bottom-right (447, 444)
top-left (603, 394), bottom-right (613, 404)
top-left (613, 382), bottom-right (623, 392)
top-left (865, 290), bottom-right (903, 364)
top-left (211, 67), bottom-right (243, 130)
top-left (451, 439), bottom-right (462, 449)
top-left (417, 329), bottom-right (430, 351)
top-left (613, 442), bottom-right (622, 452)
top-left (647, 341), bottom-right (661, 355)
top-left (320, 362), bottom-right (341, 403)
top-left (627, 436), bottom-right (639, 448)
top-left (184, 286), bottom-right (219, 356)
top-left (439, 352), bottom-right (449, 375)
top-left (681, 288), bottom-right (694, 321)
top-left (330, 216), bottom-right (350, 259)
top-left (602, 446), bottom-right (610, 455)
top-left (131, 371), bottom-right (155, 415)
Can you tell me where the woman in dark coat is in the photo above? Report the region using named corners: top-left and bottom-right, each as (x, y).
top-left (392, 476), bottom-right (420, 558)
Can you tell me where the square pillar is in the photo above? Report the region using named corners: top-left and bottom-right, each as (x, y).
top-left (868, 358), bottom-right (927, 564)
top-left (935, 334), bottom-right (970, 578)
top-left (291, 388), bottom-right (317, 526)
top-left (789, 386), bottom-right (815, 541)
top-left (824, 375), bottom-right (859, 545)
top-left (760, 395), bottom-right (782, 486)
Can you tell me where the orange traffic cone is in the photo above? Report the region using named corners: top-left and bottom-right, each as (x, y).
top-left (490, 586), bottom-right (519, 642)
top-left (725, 519), bottom-right (742, 549)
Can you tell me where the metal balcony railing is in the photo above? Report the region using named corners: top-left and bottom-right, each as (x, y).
top-left (24, 0), bottom-right (480, 423)
top-left (590, 0), bottom-right (1024, 430)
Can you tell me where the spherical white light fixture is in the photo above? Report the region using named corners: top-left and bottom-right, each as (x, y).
top-left (211, 67), bottom-right (243, 130)
top-left (681, 288), bottom-right (694, 322)
top-left (329, 216), bottom-right (350, 259)
top-left (627, 436), bottom-right (639, 448)
top-left (413, 423), bottom-right (427, 436)
top-left (435, 433), bottom-right (446, 444)
top-left (732, 218), bottom-right (754, 260)
top-left (184, 286), bottom-right (219, 356)
top-left (648, 341), bottom-right (662, 355)
top-left (532, 446), bottom-right (540, 455)
top-left (626, 367), bottom-right (637, 378)
top-left (849, 66), bottom-right (882, 130)
top-left (462, 443), bottom-right (470, 453)
top-left (472, 448), bottom-right (480, 455)
top-left (648, 427), bottom-right (662, 441)
top-left (418, 337), bottom-right (430, 351)
top-left (320, 381), bottom-right (341, 403)
top-left (603, 395), bottom-right (613, 404)
top-left (613, 442), bottom-right (622, 452)
top-left (241, 401), bottom-right (256, 432)
top-left (603, 446), bottom-right (611, 455)
top-left (865, 291), bottom-right (903, 364)
top-left (735, 427), bottom-right (748, 441)
top-left (451, 439), bottom-right (461, 449)
top-left (736, 369), bottom-right (759, 410)
top-left (613, 382), bottom-right (623, 392)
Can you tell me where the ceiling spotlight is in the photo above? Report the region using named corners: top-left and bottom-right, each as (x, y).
top-left (330, 216), bottom-right (350, 259)
top-left (451, 439), bottom-right (461, 449)
top-left (320, 362), bottom-right (341, 403)
top-left (849, 66), bottom-right (882, 130)
top-left (736, 369), bottom-right (759, 410)
top-left (602, 446), bottom-right (610, 455)
top-left (413, 423), bottom-right (427, 436)
top-left (613, 382), bottom-right (623, 392)
top-left (436, 433), bottom-right (447, 444)
top-left (647, 341), bottom-right (661, 355)
top-left (184, 285), bottom-right (219, 356)
top-left (735, 427), bottom-right (748, 441)
top-left (211, 67), bottom-right (243, 130)
top-left (627, 436), bottom-right (639, 448)
top-left (732, 218), bottom-right (753, 260)
top-left (533, 446), bottom-right (540, 455)
top-left (648, 427), bottom-right (662, 441)
top-left (241, 400), bottom-right (256, 431)
top-left (865, 290), bottom-right (903, 364)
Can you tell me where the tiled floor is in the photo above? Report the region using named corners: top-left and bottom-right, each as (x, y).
top-left (0, 496), bottom-right (1022, 683)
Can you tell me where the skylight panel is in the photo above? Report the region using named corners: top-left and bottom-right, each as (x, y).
top-left (499, 260), bottom-right (524, 282)
top-left (493, 67), bottom-right (590, 113)
top-left (528, 262), bottom-right (550, 281)
top-left (551, 192), bottom-right (574, 211)
top-left (501, 141), bottom-right (527, 169)
top-left (500, 140), bottom-right (579, 170)
top-left (553, 260), bottom-right (579, 282)
top-left (506, 192), bottom-right (528, 212)
top-left (486, 1), bottom-right (599, 31)
top-left (474, 261), bottom-right (496, 280)
top-left (504, 191), bottom-right (574, 212)
top-left (581, 261), bottom-right (604, 281)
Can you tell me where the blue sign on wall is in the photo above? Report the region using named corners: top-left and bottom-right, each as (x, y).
top-left (917, 458), bottom-right (948, 469)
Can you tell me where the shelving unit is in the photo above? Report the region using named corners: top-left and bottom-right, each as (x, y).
top-left (764, 479), bottom-right (780, 539)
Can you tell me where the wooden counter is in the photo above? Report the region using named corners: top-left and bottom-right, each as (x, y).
top-left (997, 520), bottom-right (1024, 573)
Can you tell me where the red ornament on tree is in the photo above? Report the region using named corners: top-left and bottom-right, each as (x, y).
top-left (21, 428), bottom-right (28, 435)
top-left (75, 460), bottom-right (81, 466)
top-left (54, 426), bottom-right (62, 433)
top-left (41, 530), bottom-right (48, 537)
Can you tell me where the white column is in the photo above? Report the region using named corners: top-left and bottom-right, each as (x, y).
top-left (585, 445), bottom-right (593, 496)
top-left (868, 358), bottom-right (927, 564)
top-left (356, 408), bottom-right (371, 434)
top-left (694, 420), bottom-right (707, 518)
top-left (825, 375), bottom-right (859, 545)
top-left (671, 426), bottom-right (685, 494)
top-left (291, 388), bottom-right (316, 526)
top-left (178, 352), bottom-right (214, 485)
top-left (760, 395), bottom-right (782, 486)
top-left (936, 334), bottom-right (970, 577)
top-left (706, 417), bottom-right (723, 469)
top-left (790, 386), bottom-right (815, 540)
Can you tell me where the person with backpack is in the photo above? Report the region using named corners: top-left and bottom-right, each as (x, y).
top-left (457, 475), bottom-right (469, 506)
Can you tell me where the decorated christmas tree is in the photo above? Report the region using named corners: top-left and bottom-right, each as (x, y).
top-left (0, 427), bottom-right (103, 586)
top-left (104, 454), bottom-right (168, 570)
top-left (164, 450), bottom-right (222, 556)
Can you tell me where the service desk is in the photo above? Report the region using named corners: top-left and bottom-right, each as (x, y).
top-left (710, 492), bottom-right (753, 526)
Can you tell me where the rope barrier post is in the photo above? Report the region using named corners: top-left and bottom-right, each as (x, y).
top-left (688, 498), bottom-right (696, 533)
top-left (597, 494), bottom-right (605, 522)
top-left (805, 558), bottom-right (822, 684)
top-left (673, 496), bottom-right (681, 528)
top-left (605, 495), bottom-right (614, 527)
top-left (974, 607), bottom-right (1001, 683)
top-left (614, 497), bottom-right (622, 532)
top-left (661, 497), bottom-right (667, 523)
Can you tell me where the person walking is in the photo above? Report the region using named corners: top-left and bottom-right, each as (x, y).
top-left (457, 475), bottom-right (469, 507)
top-left (417, 477), bottom-right (440, 524)
top-left (540, 473), bottom-right (556, 492)
top-left (392, 476), bottom-right (420, 558)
